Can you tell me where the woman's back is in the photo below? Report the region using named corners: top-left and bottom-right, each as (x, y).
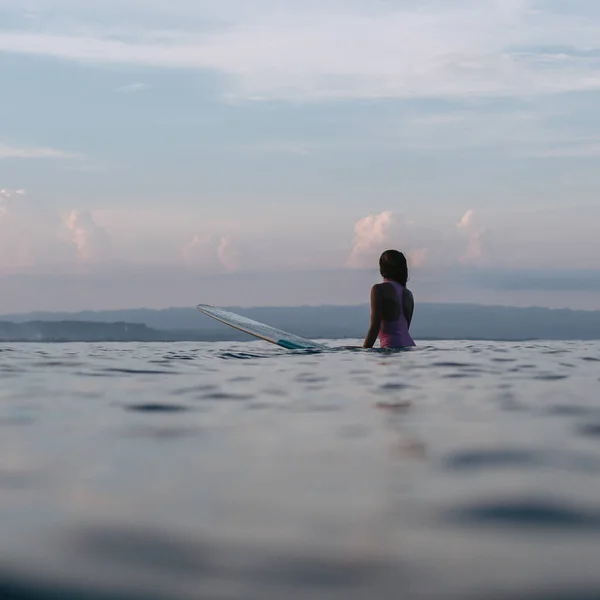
top-left (378, 280), bottom-right (415, 348)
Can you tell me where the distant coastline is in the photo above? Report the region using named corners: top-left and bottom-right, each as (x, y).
top-left (2, 303), bottom-right (600, 342)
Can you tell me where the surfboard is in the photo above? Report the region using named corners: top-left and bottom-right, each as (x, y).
top-left (196, 304), bottom-right (328, 350)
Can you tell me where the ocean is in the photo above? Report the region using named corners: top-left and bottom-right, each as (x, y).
top-left (1, 339), bottom-right (600, 599)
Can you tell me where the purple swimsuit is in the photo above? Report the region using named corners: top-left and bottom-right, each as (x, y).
top-left (378, 279), bottom-right (416, 348)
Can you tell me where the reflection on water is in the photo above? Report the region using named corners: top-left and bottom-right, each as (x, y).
top-left (1, 339), bottom-right (600, 599)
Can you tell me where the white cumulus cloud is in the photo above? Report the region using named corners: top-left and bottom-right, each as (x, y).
top-left (348, 208), bottom-right (492, 270)
top-left (182, 234), bottom-right (238, 272)
top-left (456, 209), bottom-right (489, 265)
top-left (0, 190), bottom-right (73, 270)
top-left (408, 248), bottom-right (429, 269)
top-left (0, 188), bottom-right (26, 198)
top-left (0, 188), bottom-right (112, 272)
top-left (216, 235), bottom-right (239, 271)
top-left (457, 209), bottom-right (475, 229)
top-left (347, 211), bottom-right (393, 268)
top-left (64, 210), bottom-right (111, 263)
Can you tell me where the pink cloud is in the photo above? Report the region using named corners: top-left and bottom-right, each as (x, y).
top-left (347, 211), bottom-right (393, 268)
top-left (182, 234), bottom-right (238, 272)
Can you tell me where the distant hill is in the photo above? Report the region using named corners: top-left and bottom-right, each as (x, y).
top-left (1, 303), bottom-right (600, 342)
top-left (0, 320), bottom-right (169, 342)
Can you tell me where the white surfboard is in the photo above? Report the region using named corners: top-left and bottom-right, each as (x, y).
top-left (196, 304), bottom-right (328, 350)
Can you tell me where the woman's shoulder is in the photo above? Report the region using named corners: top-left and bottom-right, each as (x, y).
top-left (372, 281), bottom-right (395, 294)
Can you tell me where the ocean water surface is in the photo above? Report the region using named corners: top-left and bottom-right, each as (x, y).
top-left (1, 339), bottom-right (600, 599)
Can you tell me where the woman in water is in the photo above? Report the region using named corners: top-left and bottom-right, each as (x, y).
top-left (362, 249), bottom-right (416, 349)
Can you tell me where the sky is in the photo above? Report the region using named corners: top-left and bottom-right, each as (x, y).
top-left (1, 0), bottom-right (600, 312)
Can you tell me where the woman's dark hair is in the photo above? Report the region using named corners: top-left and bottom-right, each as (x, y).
top-left (379, 249), bottom-right (408, 286)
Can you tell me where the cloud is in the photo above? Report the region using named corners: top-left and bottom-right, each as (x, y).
top-left (347, 211), bottom-right (440, 270)
top-left (182, 234), bottom-right (237, 272)
top-left (114, 82), bottom-right (151, 94)
top-left (0, 143), bottom-right (77, 160)
top-left (456, 209), bottom-right (489, 265)
top-left (348, 208), bottom-right (493, 270)
top-left (0, 189), bottom-right (26, 220)
top-left (0, 188), bottom-right (26, 198)
top-left (2, 1), bottom-right (600, 101)
top-left (462, 233), bottom-right (485, 264)
top-left (216, 235), bottom-right (238, 271)
top-left (0, 189), bottom-right (112, 272)
top-left (64, 210), bottom-right (111, 263)
top-left (0, 191), bottom-right (73, 270)
top-left (457, 209), bottom-right (475, 229)
top-left (408, 248), bottom-right (429, 268)
top-left (347, 211), bottom-right (393, 268)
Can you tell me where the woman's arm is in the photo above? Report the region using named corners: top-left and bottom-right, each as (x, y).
top-left (362, 285), bottom-right (382, 348)
top-left (403, 288), bottom-right (414, 328)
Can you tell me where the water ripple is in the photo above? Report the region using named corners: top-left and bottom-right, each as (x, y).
top-left (446, 499), bottom-right (600, 530)
top-left (125, 403), bottom-right (192, 413)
